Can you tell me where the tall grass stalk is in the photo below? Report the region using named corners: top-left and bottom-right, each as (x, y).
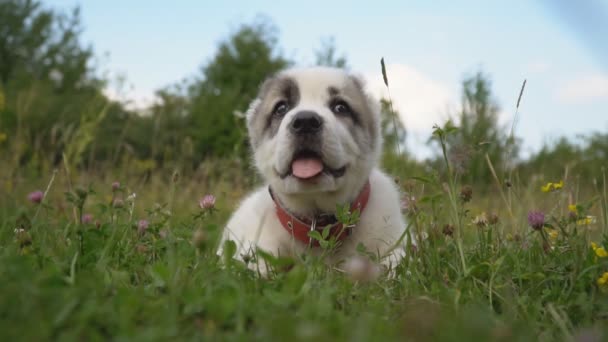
top-left (32, 169), bottom-right (58, 223)
top-left (380, 58), bottom-right (402, 156)
top-left (505, 79), bottom-right (527, 212)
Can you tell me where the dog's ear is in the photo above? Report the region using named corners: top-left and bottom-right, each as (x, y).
top-left (349, 74), bottom-right (380, 115)
top-left (246, 77), bottom-right (273, 124)
top-left (245, 76), bottom-right (277, 148)
top-left (349, 73), bottom-right (382, 152)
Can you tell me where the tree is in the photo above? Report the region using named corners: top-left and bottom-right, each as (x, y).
top-left (432, 71), bottom-right (514, 185)
top-left (380, 98), bottom-right (407, 156)
top-left (187, 20), bottom-right (290, 161)
top-left (520, 133), bottom-right (608, 187)
top-left (0, 0), bottom-right (112, 171)
top-left (314, 37), bottom-right (348, 69)
top-left (0, 0), bottom-right (96, 90)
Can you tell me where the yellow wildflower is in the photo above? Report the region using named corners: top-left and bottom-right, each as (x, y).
top-left (577, 216), bottom-right (596, 226)
top-left (597, 272), bottom-right (608, 292)
top-left (592, 242), bottom-right (608, 257)
top-left (0, 132), bottom-right (6, 144)
top-left (541, 180), bottom-right (564, 193)
top-left (568, 204), bottom-right (577, 213)
top-left (546, 229), bottom-right (559, 241)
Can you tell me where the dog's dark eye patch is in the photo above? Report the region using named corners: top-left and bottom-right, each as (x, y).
top-left (328, 86), bottom-right (340, 97)
top-left (328, 97), bottom-right (361, 125)
top-left (264, 77), bottom-right (300, 137)
top-left (282, 78), bottom-right (299, 107)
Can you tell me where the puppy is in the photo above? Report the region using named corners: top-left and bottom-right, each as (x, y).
top-left (219, 67), bottom-right (407, 273)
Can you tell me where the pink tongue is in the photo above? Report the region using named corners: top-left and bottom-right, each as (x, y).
top-left (291, 158), bottom-right (324, 179)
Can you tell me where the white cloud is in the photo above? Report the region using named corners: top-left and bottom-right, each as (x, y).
top-left (103, 86), bottom-right (159, 112)
top-left (362, 63), bottom-right (457, 159)
top-left (101, 71), bottom-right (160, 112)
top-left (363, 63), bottom-right (457, 133)
top-left (555, 74), bottom-right (608, 103)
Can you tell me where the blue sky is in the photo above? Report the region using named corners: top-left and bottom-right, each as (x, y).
top-left (45, 0), bottom-right (608, 159)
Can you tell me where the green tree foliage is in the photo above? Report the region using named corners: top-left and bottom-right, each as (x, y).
top-left (314, 37), bottom-right (348, 69)
top-left (7, 1), bottom-right (604, 194)
top-left (0, 0), bottom-right (117, 172)
top-left (432, 71), bottom-right (515, 186)
top-left (521, 133), bottom-right (608, 186)
top-left (380, 98), bottom-right (406, 156)
top-left (187, 21), bottom-right (289, 161)
top-left (0, 0), bottom-right (96, 90)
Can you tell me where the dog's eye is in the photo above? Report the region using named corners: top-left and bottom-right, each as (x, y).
top-left (331, 101), bottom-right (351, 115)
top-left (273, 101), bottom-right (289, 117)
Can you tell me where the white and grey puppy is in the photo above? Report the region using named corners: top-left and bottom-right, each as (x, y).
top-left (219, 67), bottom-right (406, 272)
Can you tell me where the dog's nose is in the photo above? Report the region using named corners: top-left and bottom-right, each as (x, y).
top-left (290, 111), bottom-right (323, 134)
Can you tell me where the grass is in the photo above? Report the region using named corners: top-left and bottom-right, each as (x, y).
top-left (1, 156), bottom-right (608, 341)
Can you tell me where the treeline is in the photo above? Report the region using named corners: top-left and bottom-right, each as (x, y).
top-left (0, 0), bottom-right (606, 188)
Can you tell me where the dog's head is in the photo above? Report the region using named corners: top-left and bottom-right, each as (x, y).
top-left (246, 67), bottom-right (381, 212)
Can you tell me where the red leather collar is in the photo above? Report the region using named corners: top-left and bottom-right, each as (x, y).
top-left (269, 181), bottom-right (371, 247)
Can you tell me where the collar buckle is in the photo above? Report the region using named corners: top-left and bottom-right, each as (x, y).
top-left (308, 217), bottom-right (317, 247)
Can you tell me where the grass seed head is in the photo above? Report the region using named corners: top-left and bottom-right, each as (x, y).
top-left (442, 224), bottom-right (455, 237)
top-left (459, 185), bottom-right (473, 202)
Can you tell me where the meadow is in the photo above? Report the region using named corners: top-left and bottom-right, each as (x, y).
top-left (1, 142), bottom-right (607, 341)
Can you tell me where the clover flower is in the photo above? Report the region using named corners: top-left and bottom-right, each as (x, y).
top-left (81, 214), bottom-right (93, 224)
top-left (137, 219), bottom-right (149, 234)
top-left (111, 181), bottom-right (120, 191)
top-left (199, 194), bottom-right (216, 210)
top-left (527, 211), bottom-right (545, 230)
top-left (28, 190), bottom-right (44, 204)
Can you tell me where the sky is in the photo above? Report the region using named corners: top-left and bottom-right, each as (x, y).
top-left (45, 0), bottom-right (608, 159)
